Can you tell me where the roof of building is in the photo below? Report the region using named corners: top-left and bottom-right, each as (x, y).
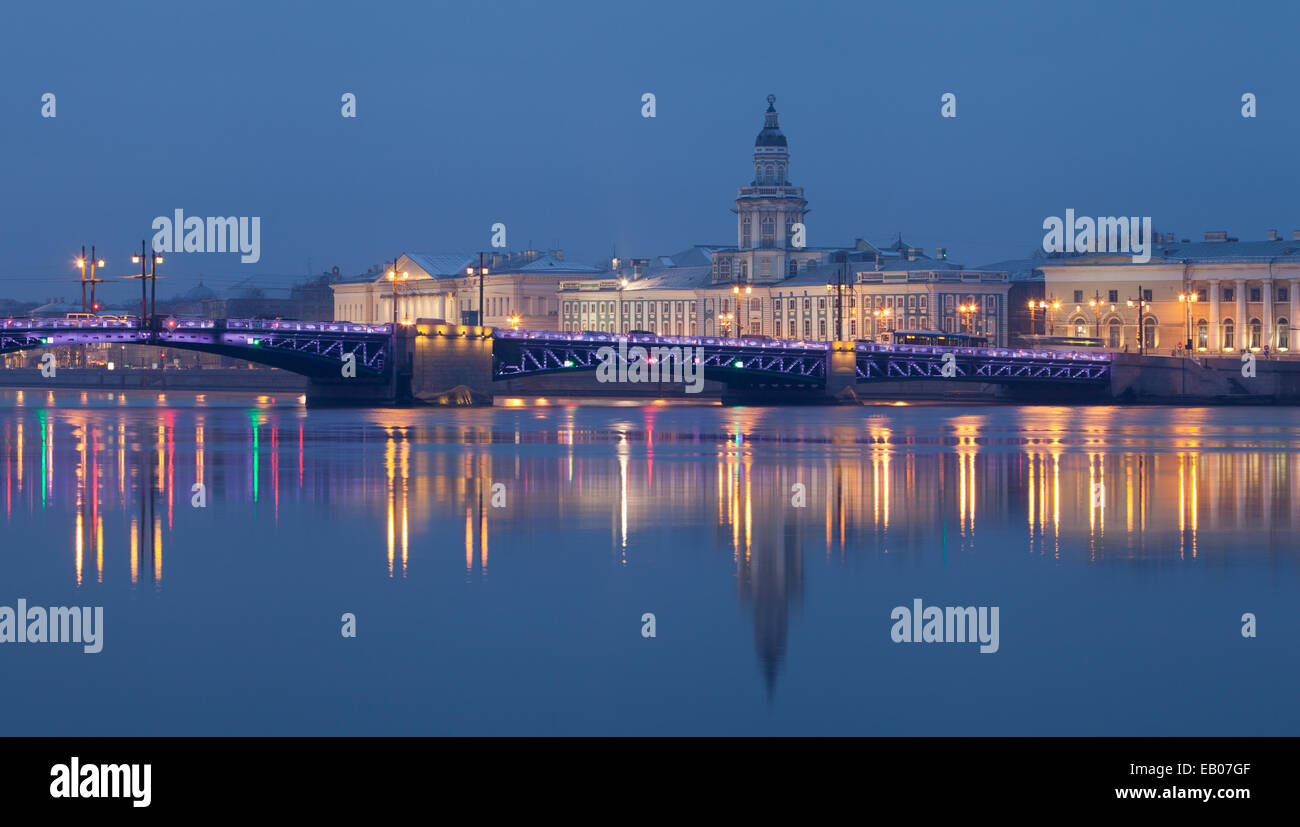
top-left (755, 95), bottom-right (788, 148)
top-left (515, 254), bottom-right (603, 274)
top-left (403, 253), bottom-right (477, 278)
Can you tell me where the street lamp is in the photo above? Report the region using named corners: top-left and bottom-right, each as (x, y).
top-left (1178, 291), bottom-right (1199, 355)
top-left (618, 278), bottom-right (629, 334)
top-left (1126, 289), bottom-right (1151, 355)
top-left (75, 246), bottom-right (105, 315)
top-left (872, 306), bottom-right (891, 342)
top-left (1088, 291), bottom-right (1103, 338)
top-left (719, 311), bottom-right (735, 337)
top-left (507, 314), bottom-right (521, 330)
top-left (824, 267), bottom-right (853, 340)
top-left (387, 264), bottom-right (409, 326)
top-left (466, 255), bottom-right (490, 326)
top-left (732, 282), bottom-right (752, 336)
top-left (958, 303), bottom-right (976, 334)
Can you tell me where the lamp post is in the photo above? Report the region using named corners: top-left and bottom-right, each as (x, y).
top-left (618, 278), bottom-right (628, 334)
top-left (719, 312), bottom-right (734, 337)
top-left (386, 261), bottom-right (409, 326)
top-left (75, 246), bottom-right (105, 315)
top-left (1088, 291), bottom-right (1103, 338)
top-left (465, 254), bottom-right (489, 326)
top-left (1178, 291), bottom-right (1198, 355)
top-left (824, 266), bottom-right (853, 340)
top-left (872, 306), bottom-right (891, 342)
top-left (1126, 290), bottom-right (1150, 355)
top-left (958, 303), bottom-right (976, 334)
top-left (731, 282), bottom-right (752, 336)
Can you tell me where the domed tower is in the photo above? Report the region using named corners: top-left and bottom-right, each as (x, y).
top-left (726, 95), bottom-right (809, 284)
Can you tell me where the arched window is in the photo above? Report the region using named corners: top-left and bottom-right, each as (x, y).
top-left (1143, 315), bottom-right (1157, 350)
top-left (761, 215), bottom-right (776, 247)
top-left (765, 164), bottom-right (775, 183)
top-left (1108, 320), bottom-right (1122, 349)
top-left (777, 163), bottom-right (785, 183)
top-left (1250, 318), bottom-right (1262, 349)
top-left (1223, 319), bottom-right (1234, 350)
top-left (1196, 319), bottom-right (1208, 350)
top-left (1278, 318), bottom-right (1290, 350)
top-left (1071, 316), bottom-right (1088, 338)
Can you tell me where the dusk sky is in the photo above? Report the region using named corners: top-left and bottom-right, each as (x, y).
top-left (2, 0), bottom-right (1297, 302)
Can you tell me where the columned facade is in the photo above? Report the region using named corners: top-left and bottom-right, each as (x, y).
top-left (1041, 243), bottom-right (1300, 354)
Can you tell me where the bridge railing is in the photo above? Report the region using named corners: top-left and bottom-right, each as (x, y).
top-left (855, 341), bottom-right (1113, 362)
top-left (175, 318), bottom-right (393, 334)
top-left (498, 329), bottom-right (1112, 362)
top-left (2, 317), bottom-right (141, 329)
top-left (496, 328), bottom-right (829, 351)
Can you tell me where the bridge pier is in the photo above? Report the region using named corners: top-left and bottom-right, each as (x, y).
top-left (410, 320), bottom-right (495, 406)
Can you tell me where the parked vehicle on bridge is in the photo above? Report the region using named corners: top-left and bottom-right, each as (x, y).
top-left (880, 330), bottom-right (990, 348)
top-left (64, 312), bottom-right (97, 320)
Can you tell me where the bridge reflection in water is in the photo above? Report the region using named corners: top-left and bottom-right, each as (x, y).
top-left (0, 396), bottom-right (1296, 693)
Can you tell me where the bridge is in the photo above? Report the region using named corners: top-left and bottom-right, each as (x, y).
top-left (492, 328), bottom-right (1112, 400)
top-left (1, 318), bottom-right (1122, 405)
top-left (1, 317), bottom-right (396, 404)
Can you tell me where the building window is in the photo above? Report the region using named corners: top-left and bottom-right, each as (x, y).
top-left (761, 215), bottom-right (775, 247)
top-left (1073, 318), bottom-right (1088, 337)
top-left (944, 317), bottom-right (954, 333)
top-left (1196, 319), bottom-right (1208, 350)
top-left (1142, 289), bottom-right (1153, 301)
top-left (818, 298), bottom-right (826, 310)
top-left (742, 216), bottom-right (751, 247)
top-left (788, 259), bottom-right (798, 277)
top-left (985, 296), bottom-right (996, 313)
top-left (1108, 320), bottom-right (1122, 349)
top-left (919, 295), bottom-right (927, 309)
top-left (1144, 317), bottom-right (1157, 350)
top-left (1108, 290), bottom-right (1119, 303)
top-left (1280, 287), bottom-right (1289, 302)
top-left (1279, 318), bottom-right (1290, 350)
top-left (803, 319), bottom-right (811, 338)
top-left (818, 318), bottom-right (827, 338)
top-left (907, 295), bottom-right (917, 309)
top-left (760, 259), bottom-right (772, 278)
top-left (718, 258), bottom-right (731, 280)
top-left (1250, 288), bottom-right (1261, 303)
top-left (849, 319), bottom-right (857, 338)
top-left (944, 295), bottom-right (954, 310)
top-left (1223, 319), bottom-right (1234, 350)
top-left (803, 298), bottom-right (810, 311)
top-left (1073, 290), bottom-right (1084, 303)
top-left (1250, 318), bottom-right (1262, 349)
top-left (1224, 288), bottom-right (1234, 302)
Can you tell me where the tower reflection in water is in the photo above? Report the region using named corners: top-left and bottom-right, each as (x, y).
top-left (1, 398), bottom-right (1297, 694)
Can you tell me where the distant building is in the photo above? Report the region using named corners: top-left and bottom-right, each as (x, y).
top-left (1038, 232), bottom-right (1300, 353)
top-left (559, 96), bottom-right (1016, 345)
top-left (330, 250), bottom-right (599, 328)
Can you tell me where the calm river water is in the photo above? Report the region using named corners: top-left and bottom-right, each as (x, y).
top-left (0, 389), bottom-right (1295, 735)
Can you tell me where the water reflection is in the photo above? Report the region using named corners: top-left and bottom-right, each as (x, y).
top-left (1, 393), bottom-right (1298, 699)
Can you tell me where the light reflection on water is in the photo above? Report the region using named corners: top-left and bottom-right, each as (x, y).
top-left (0, 390), bottom-right (1296, 735)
